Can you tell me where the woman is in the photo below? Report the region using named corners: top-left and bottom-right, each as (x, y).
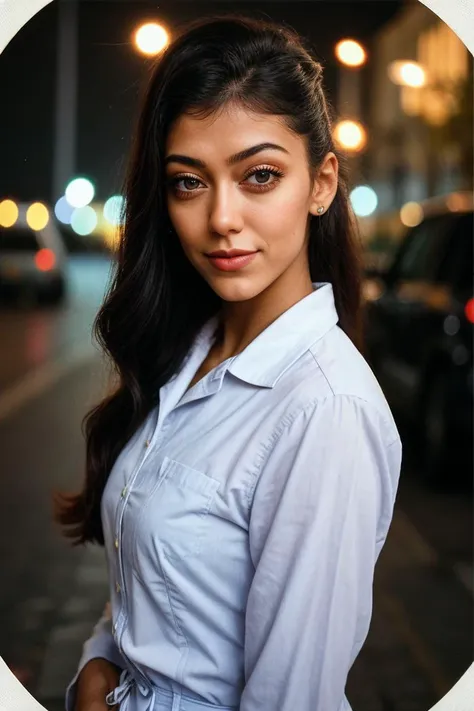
top-left (57, 14), bottom-right (402, 711)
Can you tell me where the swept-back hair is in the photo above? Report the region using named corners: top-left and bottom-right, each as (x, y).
top-left (55, 14), bottom-right (362, 544)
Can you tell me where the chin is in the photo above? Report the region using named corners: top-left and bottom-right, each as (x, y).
top-left (208, 276), bottom-right (263, 303)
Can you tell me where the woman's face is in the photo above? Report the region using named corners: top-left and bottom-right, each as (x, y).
top-left (165, 103), bottom-right (337, 303)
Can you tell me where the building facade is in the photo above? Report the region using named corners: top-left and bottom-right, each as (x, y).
top-left (366, 1), bottom-right (472, 215)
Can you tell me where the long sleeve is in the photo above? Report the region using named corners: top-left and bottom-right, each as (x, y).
top-left (241, 395), bottom-right (401, 711)
top-left (65, 603), bottom-right (125, 711)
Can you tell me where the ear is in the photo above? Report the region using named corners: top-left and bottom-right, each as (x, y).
top-left (308, 152), bottom-right (339, 217)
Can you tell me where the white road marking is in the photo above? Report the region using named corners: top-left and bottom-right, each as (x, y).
top-left (0, 346), bottom-right (96, 422)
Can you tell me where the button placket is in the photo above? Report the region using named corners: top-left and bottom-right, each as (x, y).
top-left (113, 416), bottom-right (170, 657)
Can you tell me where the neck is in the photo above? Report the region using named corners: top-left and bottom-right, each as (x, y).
top-left (212, 268), bottom-right (314, 361)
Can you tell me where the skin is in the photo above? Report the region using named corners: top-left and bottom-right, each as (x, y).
top-left (75, 657), bottom-right (119, 710)
top-left (165, 102), bottom-right (339, 371)
top-left (75, 105), bottom-right (339, 708)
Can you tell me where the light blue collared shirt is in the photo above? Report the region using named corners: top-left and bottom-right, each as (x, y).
top-left (67, 283), bottom-right (401, 711)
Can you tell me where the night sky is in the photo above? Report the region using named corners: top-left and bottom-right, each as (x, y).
top-left (0, 0), bottom-right (403, 204)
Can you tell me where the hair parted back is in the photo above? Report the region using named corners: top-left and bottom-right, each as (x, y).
top-left (55, 14), bottom-right (362, 545)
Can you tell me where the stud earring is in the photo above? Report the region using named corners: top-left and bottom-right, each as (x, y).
top-left (316, 206), bottom-right (325, 215)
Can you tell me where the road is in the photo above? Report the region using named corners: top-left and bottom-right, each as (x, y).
top-left (0, 255), bottom-right (472, 711)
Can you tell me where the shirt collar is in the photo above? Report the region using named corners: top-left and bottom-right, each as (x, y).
top-left (197, 282), bottom-right (338, 389)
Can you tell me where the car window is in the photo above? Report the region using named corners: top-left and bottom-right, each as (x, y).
top-left (438, 212), bottom-right (474, 292)
top-left (394, 215), bottom-right (453, 282)
top-left (0, 226), bottom-right (39, 252)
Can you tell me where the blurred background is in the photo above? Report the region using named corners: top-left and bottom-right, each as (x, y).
top-left (0, 1), bottom-right (472, 709)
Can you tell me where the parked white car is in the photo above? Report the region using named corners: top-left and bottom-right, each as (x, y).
top-left (0, 205), bottom-right (67, 305)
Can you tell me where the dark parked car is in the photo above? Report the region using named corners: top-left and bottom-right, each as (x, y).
top-left (364, 208), bottom-right (473, 484)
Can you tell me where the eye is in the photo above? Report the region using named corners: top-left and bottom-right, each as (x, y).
top-left (168, 174), bottom-right (204, 194)
top-left (243, 166), bottom-right (285, 190)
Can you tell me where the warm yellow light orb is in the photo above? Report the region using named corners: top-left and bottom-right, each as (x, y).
top-left (0, 199), bottom-right (19, 227)
top-left (388, 61), bottom-right (426, 87)
top-left (26, 202), bottom-right (49, 231)
top-left (333, 120), bottom-right (367, 152)
top-left (134, 23), bottom-right (169, 56)
top-left (335, 39), bottom-right (367, 68)
top-left (400, 202), bottom-right (424, 227)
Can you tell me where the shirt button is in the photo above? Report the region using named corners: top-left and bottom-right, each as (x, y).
top-left (115, 538), bottom-right (119, 549)
top-left (145, 439), bottom-right (150, 448)
top-left (121, 487), bottom-right (127, 498)
top-left (116, 582), bottom-right (121, 593)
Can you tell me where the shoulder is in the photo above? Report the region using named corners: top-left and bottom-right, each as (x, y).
top-left (273, 324), bottom-right (399, 448)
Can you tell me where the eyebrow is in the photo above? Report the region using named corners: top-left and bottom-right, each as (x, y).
top-left (165, 142), bottom-right (290, 170)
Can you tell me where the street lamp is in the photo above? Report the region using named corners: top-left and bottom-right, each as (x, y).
top-left (388, 61), bottom-right (426, 88)
top-left (350, 186), bottom-right (378, 217)
top-left (134, 22), bottom-right (170, 56)
top-left (0, 199), bottom-right (19, 228)
top-left (333, 119), bottom-right (367, 153)
top-left (26, 203), bottom-right (50, 231)
top-left (335, 39), bottom-right (367, 68)
top-left (400, 201), bottom-right (424, 227)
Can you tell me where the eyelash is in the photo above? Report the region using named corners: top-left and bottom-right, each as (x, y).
top-left (168, 165), bottom-right (285, 197)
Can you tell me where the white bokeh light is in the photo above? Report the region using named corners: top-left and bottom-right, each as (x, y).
top-left (350, 186), bottom-right (378, 217)
top-left (71, 205), bottom-right (98, 235)
top-left (65, 177), bottom-right (95, 208)
top-left (134, 23), bottom-right (169, 56)
top-left (54, 196), bottom-right (74, 224)
top-left (103, 195), bottom-right (126, 226)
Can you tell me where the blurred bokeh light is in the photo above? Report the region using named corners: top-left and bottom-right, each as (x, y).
top-left (65, 177), bottom-right (95, 208)
top-left (388, 60), bottom-right (426, 87)
top-left (333, 119), bottom-right (367, 152)
top-left (400, 201), bottom-right (424, 227)
top-left (26, 202), bottom-right (49, 230)
top-left (335, 39), bottom-right (367, 67)
top-left (0, 199), bottom-right (19, 227)
top-left (134, 22), bottom-right (170, 56)
top-left (54, 196), bottom-right (75, 224)
top-left (350, 185), bottom-right (378, 216)
top-left (103, 195), bottom-right (125, 226)
top-left (35, 248), bottom-right (56, 272)
top-left (71, 205), bottom-right (98, 235)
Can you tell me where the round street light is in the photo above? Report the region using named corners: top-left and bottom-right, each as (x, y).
top-left (388, 61), bottom-right (426, 88)
top-left (0, 199), bottom-right (19, 227)
top-left (134, 22), bottom-right (170, 56)
top-left (350, 186), bottom-right (378, 217)
top-left (335, 39), bottom-right (367, 68)
top-left (333, 119), bottom-right (367, 153)
top-left (65, 177), bottom-right (95, 209)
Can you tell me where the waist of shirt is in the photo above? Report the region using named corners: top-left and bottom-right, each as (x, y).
top-left (106, 668), bottom-right (238, 711)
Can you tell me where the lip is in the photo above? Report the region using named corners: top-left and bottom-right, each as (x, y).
top-left (207, 251), bottom-right (258, 272)
top-left (207, 249), bottom-right (257, 257)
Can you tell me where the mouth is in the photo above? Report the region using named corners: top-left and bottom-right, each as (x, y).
top-left (206, 249), bottom-right (257, 258)
top-left (206, 250), bottom-right (259, 272)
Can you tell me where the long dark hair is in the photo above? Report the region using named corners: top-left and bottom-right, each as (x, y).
top-left (55, 14), bottom-right (362, 545)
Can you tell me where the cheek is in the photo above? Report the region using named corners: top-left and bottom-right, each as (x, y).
top-left (168, 203), bottom-right (204, 249)
top-left (253, 189), bottom-right (310, 245)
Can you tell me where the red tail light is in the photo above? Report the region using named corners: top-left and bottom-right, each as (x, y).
top-left (465, 298), bottom-right (474, 324)
top-left (35, 248), bottom-right (56, 272)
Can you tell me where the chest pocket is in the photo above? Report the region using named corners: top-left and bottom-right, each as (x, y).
top-left (133, 457), bottom-right (220, 566)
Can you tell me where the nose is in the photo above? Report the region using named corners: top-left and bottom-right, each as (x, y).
top-left (208, 184), bottom-right (244, 236)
